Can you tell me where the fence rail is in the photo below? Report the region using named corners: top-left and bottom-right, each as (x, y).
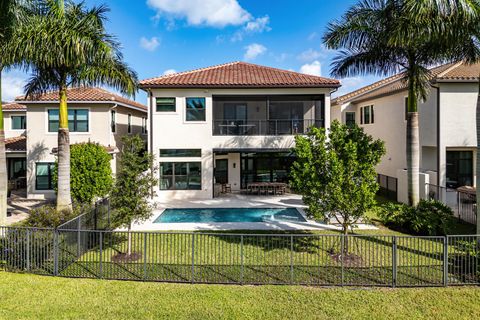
top-left (426, 184), bottom-right (477, 225)
top-left (1, 226), bottom-right (479, 287)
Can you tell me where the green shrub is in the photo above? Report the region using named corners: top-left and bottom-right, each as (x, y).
top-left (379, 199), bottom-right (455, 235)
top-left (24, 205), bottom-right (76, 228)
top-left (53, 142), bottom-right (113, 204)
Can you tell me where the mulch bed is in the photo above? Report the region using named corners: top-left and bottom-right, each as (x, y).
top-left (111, 252), bottom-right (142, 263)
top-left (329, 252), bottom-right (364, 267)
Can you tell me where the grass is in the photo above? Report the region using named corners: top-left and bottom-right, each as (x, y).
top-left (0, 272), bottom-right (479, 320)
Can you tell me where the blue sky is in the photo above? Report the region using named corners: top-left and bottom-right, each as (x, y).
top-left (2, 0), bottom-right (381, 103)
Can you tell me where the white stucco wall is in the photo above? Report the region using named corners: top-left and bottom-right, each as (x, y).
top-left (149, 87), bottom-right (333, 201)
top-left (3, 111), bottom-right (27, 139)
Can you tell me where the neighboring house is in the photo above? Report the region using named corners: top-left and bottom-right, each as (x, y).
top-left (7, 87), bottom-right (147, 200)
top-left (140, 61), bottom-right (340, 201)
top-left (331, 61), bottom-right (480, 203)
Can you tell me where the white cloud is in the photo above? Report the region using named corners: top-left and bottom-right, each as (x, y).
top-left (334, 77), bottom-right (366, 97)
top-left (140, 36), bottom-right (161, 51)
top-left (147, 0), bottom-right (251, 27)
top-left (244, 43), bottom-right (267, 60)
top-left (244, 15), bottom-right (271, 33)
top-left (162, 69), bottom-right (177, 76)
top-left (300, 61), bottom-right (322, 76)
top-left (307, 32), bottom-right (318, 41)
top-left (1, 74), bottom-right (26, 101)
top-left (297, 49), bottom-right (322, 62)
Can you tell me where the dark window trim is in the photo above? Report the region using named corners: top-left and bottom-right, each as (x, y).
top-left (160, 149), bottom-right (202, 158)
top-left (35, 162), bottom-right (55, 190)
top-left (186, 97), bottom-right (206, 122)
top-left (11, 115), bottom-right (26, 130)
top-left (345, 112), bottom-right (356, 126)
top-left (159, 161), bottom-right (202, 190)
top-left (127, 113), bottom-right (132, 133)
top-left (156, 97), bottom-right (176, 112)
top-left (111, 110), bottom-right (116, 133)
top-left (48, 109), bottom-right (89, 132)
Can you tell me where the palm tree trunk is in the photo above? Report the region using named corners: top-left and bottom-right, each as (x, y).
top-left (0, 70), bottom-right (8, 225)
top-left (56, 83), bottom-right (72, 212)
top-left (407, 80), bottom-right (420, 206)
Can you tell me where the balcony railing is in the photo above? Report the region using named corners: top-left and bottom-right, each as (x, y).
top-left (213, 119), bottom-right (324, 136)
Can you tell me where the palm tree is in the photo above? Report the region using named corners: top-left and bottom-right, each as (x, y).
top-left (323, 0), bottom-right (480, 206)
top-left (13, 0), bottom-right (137, 212)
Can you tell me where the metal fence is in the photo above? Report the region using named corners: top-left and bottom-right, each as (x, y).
top-left (1, 227), bottom-right (479, 287)
top-left (426, 184), bottom-right (477, 225)
top-left (377, 174), bottom-right (398, 202)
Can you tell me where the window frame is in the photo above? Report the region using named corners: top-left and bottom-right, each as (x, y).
top-left (111, 110), bottom-right (116, 133)
top-left (11, 115), bottom-right (26, 130)
top-left (360, 105), bottom-right (374, 125)
top-left (345, 112), bottom-right (356, 126)
top-left (185, 97), bottom-right (206, 122)
top-left (127, 113), bottom-right (132, 134)
top-left (156, 97), bottom-right (176, 113)
top-left (159, 161), bottom-right (202, 190)
top-left (35, 162), bottom-right (55, 190)
top-left (142, 117), bottom-right (147, 134)
top-left (159, 149), bottom-right (202, 158)
top-left (48, 108), bottom-right (89, 133)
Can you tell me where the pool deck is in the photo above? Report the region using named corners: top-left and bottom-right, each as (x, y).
top-left (127, 193), bottom-right (378, 232)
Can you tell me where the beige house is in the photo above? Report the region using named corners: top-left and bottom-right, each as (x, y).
top-left (6, 87), bottom-right (147, 200)
top-left (140, 61), bottom-right (340, 201)
top-left (331, 61), bottom-right (480, 203)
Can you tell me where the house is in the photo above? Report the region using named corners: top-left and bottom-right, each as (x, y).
top-left (140, 61), bottom-right (340, 201)
top-left (7, 87), bottom-right (147, 200)
top-left (331, 61), bottom-right (480, 203)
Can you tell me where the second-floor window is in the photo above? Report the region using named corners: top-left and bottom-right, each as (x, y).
top-left (360, 105), bottom-right (374, 125)
top-left (111, 110), bottom-right (116, 133)
top-left (48, 109), bottom-right (89, 132)
top-left (186, 97), bottom-right (206, 121)
top-left (11, 116), bottom-right (26, 130)
top-left (127, 114), bottom-right (132, 133)
top-left (345, 112), bottom-right (356, 126)
top-left (156, 97), bottom-right (176, 112)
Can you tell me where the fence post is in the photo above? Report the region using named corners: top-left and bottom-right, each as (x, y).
top-left (443, 236), bottom-right (448, 287)
top-left (77, 218), bottom-right (81, 258)
top-left (290, 235), bottom-right (294, 284)
top-left (191, 233), bottom-right (195, 283)
top-left (99, 231), bottom-right (103, 279)
top-left (341, 235), bottom-right (345, 286)
top-left (26, 229), bottom-right (30, 272)
top-left (53, 230), bottom-right (59, 276)
top-left (240, 235), bottom-right (244, 285)
top-left (392, 236), bottom-right (397, 288)
top-left (144, 233), bottom-right (148, 280)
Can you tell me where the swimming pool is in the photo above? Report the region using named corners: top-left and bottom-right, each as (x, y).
top-left (154, 208), bottom-right (307, 223)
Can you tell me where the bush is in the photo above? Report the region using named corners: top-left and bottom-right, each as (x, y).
top-left (53, 142), bottom-right (113, 204)
top-left (24, 205), bottom-right (76, 228)
top-left (378, 199), bottom-right (455, 235)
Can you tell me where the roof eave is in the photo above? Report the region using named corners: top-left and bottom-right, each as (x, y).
top-left (139, 84), bottom-right (341, 90)
top-left (16, 100), bottom-right (147, 113)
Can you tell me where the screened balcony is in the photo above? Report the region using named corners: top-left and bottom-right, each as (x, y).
top-left (212, 95), bottom-right (325, 136)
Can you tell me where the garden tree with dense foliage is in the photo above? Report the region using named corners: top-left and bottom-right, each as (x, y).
top-left (111, 135), bottom-right (156, 257)
top-left (323, 0), bottom-right (480, 206)
top-left (12, 0), bottom-right (137, 212)
top-left (290, 121), bottom-right (385, 252)
top-left (53, 143), bottom-right (113, 204)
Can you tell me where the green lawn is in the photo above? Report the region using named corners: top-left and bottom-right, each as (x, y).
top-left (0, 272), bottom-right (479, 320)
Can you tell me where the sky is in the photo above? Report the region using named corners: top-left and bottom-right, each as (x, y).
top-left (1, 0), bottom-right (382, 103)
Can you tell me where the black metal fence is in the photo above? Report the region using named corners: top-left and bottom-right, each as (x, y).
top-left (377, 174), bottom-right (398, 202)
top-left (426, 184), bottom-right (477, 225)
top-left (1, 227), bottom-right (479, 287)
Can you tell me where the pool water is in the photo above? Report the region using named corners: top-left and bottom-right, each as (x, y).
top-left (154, 208), bottom-right (306, 223)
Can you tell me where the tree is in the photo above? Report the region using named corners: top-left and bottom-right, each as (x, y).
top-left (110, 135), bottom-right (156, 257)
top-left (53, 143), bottom-right (113, 204)
top-left (13, 0), bottom-right (137, 212)
top-left (323, 0), bottom-right (480, 206)
top-left (290, 121), bottom-right (385, 252)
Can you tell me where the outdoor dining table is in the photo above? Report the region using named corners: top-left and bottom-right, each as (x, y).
top-left (246, 182), bottom-right (287, 195)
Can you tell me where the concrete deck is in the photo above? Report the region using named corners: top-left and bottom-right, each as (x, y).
top-left (127, 193), bottom-right (377, 232)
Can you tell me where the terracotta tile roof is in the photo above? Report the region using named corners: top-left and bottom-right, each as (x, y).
top-left (332, 61), bottom-right (479, 105)
top-left (5, 136), bottom-right (26, 152)
top-left (16, 87), bottom-right (147, 111)
top-left (140, 61), bottom-right (340, 88)
top-left (2, 103), bottom-right (26, 111)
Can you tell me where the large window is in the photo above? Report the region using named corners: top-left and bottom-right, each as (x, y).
top-left (446, 151), bottom-right (473, 188)
top-left (215, 159), bottom-right (228, 184)
top-left (159, 162), bottom-right (201, 190)
top-left (36, 163), bottom-right (55, 190)
top-left (8, 158), bottom-right (26, 179)
top-left (360, 105), bottom-right (374, 124)
top-left (11, 116), bottom-right (26, 130)
top-left (345, 112), bottom-right (356, 126)
top-left (111, 110), bottom-right (116, 133)
top-left (156, 97), bottom-right (176, 112)
top-left (48, 109), bottom-right (88, 132)
top-left (240, 152), bottom-right (295, 189)
top-left (127, 114), bottom-right (132, 133)
top-left (186, 97), bottom-right (206, 121)
top-left (160, 149), bottom-right (201, 157)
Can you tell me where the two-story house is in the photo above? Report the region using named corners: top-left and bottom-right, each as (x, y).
top-left (7, 87), bottom-right (147, 200)
top-left (332, 61), bottom-right (480, 203)
top-left (140, 61), bottom-right (340, 201)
